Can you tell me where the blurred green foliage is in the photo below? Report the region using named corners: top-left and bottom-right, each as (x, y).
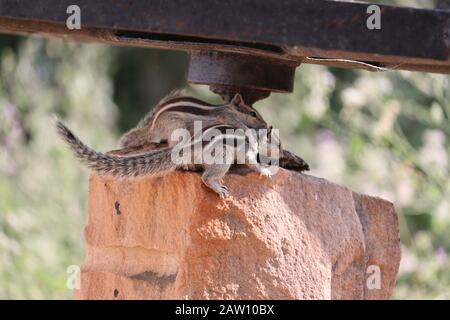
top-left (0, 0), bottom-right (449, 299)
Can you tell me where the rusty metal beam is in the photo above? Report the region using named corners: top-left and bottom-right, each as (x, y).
top-left (0, 0), bottom-right (449, 74)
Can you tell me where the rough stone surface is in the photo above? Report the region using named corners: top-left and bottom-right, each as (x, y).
top-left (73, 168), bottom-right (401, 300)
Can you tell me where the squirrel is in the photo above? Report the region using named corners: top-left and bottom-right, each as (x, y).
top-left (116, 91), bottom-right (309, 172)
top-left (55, 119), bottom-right (273, 198)
top-left (55, 93), bottom-right (309, 197)
top-left (117, 92), bottom-right (268, 149)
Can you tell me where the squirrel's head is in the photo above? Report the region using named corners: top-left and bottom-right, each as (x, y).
top-left (227, 93), bottom-right (269, 130)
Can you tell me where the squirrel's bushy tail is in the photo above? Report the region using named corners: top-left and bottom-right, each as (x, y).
top-left (55, 119), bottom-right (176, 177)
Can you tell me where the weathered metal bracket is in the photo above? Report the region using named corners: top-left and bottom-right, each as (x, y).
top-left (188, 51), bottom-right (299, 104)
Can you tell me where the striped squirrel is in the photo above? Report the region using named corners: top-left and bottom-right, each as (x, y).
top-left (118, 92), bottom-right (268, 149)
top-left (55, 93), bottom-right (308, 197)
top-left (117, 91), bottom-right (309, 172)
top-left (56, 120), bottom-right (273, 198)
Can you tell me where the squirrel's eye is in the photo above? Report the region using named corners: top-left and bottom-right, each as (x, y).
top-left (250, 111), bottom-right (257, 117)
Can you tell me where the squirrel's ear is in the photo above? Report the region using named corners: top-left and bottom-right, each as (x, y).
top-left (230, 93), bottom-right (244, 107)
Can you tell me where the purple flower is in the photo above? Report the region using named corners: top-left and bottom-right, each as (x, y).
top-left (436, 246), bottom-right (448, 265)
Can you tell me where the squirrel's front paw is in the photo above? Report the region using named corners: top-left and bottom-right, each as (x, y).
top-left (259, 167), bottom-right (273, 178)
top-left (216, 184), bottom-right (230, 199)
top-left (208, 181), bottom-right (230, 199)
